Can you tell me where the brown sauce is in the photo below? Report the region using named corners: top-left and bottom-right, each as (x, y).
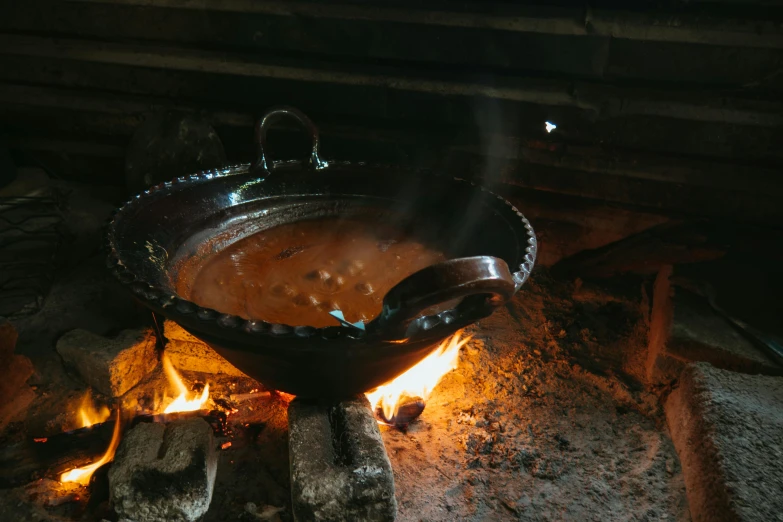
top-left (174, 219), bottom-right (445, 327)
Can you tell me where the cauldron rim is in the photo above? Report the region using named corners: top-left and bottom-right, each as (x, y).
top-left (106, 161), bottom-right (537, 347)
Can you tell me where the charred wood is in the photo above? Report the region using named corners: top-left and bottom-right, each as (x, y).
top-left (0, 421), bottom-right (116, 488)
top-left (0, 410), bottom-right (221, 488)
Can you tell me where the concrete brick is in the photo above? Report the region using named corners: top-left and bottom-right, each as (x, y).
top-left (163, 320), bottom-right (246, 377)
top-left (0, 320), bottom-right (35, 429)
top-left (288, 396), bottom-right (396, 522)
top-left (56, 328), bottom-right (158, 397)
top-left (109, 418), bottom-right (218, 522)
top-left (164, 340), bottom-right (246, 377)
top-left (646, 266), bottom-right (781, 384)
top-left (163, 319), bottom-right (202, 344)
top-left (665, 363), bottom-right (783, 522)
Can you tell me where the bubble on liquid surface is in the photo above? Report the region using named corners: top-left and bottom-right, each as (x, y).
top-left (355, 282), bottom-right (374, 296)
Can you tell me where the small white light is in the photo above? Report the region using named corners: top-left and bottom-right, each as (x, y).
top-left (545, 121), bottom-right (557, 133)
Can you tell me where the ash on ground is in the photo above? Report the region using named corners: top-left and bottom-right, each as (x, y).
top-left (4, 245), bottom-right (688, 521)
top-left (385, 274), bottom-right (689, 522)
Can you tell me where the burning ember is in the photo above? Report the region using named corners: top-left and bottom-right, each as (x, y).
top-left (161, 355), bottom-right (210, 413)
top-left (366, 331), bottom-right (471, 425)
top-left (78, 390), bottom-right (110, 428)
top-left (60, 409), bottom-right (121, 485)
top-left (59, 358), bottom-right (212, 486)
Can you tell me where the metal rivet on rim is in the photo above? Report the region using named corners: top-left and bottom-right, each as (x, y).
top-left (197, 308), bottom-right (217, 321)
top-left (294, 326), bottom-right (316, 338)
top-left (175, 300), bottom-right (197, 314)
top-left (420, 315), bottom-right (441, 331)
top-left (244, 320), bottom-right (269, 334)
top-left (270, 324), bottom-right (292, 336)
top-left (143, 288), bottom-right (161, 301)
top-left (217, 314), bottom-right (241, 329)
top-left (438, 311), bottom-right (457, 325)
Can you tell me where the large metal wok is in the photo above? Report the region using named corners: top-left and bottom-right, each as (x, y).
top-left (107, 107), bottom-right (536, 398)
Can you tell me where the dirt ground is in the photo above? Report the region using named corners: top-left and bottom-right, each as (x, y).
top-left (2, 263), bottom-right (690, 522)
top-left (386, 274), bottom-right (689, 522)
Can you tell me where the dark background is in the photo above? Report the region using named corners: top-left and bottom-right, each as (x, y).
top-left (1, 0), bottom-right (782, 224)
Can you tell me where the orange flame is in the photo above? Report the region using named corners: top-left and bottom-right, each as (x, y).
top-left (161, 355), bottom-right (209, 414)
top-left (366, 332), bottom-right (471, 422)
top-left (60, 409), bottom-right (121, 485)
top-left (78, 390), bottom-right (110, 428)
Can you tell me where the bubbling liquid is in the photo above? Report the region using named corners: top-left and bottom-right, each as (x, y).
top-left (174, 219), bottom-right (446, 328)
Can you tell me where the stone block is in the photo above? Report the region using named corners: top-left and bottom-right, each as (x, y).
top-left (109, 418), bottom-right (218, 522)
top-left (0, 319), bottom-right (35, 429)
top-left (646, 266), bottom-right (781, 384)
top-left (288, 396), bottom-right (396, 522)
top-left (163, 320), bottom-right (246, 377)
top-left (164, 341), bottom-right (246, 377)
top-left (56, 328), bottom-right (157, 397)
top-left (0, 386), bottom-right (36, 431)
top-left (163, 319), bottom-right (202, 344)
top-left (665, 363), bottom-right (783, 522)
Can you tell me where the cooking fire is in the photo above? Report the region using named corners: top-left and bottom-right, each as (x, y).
top-left (53, 332), bottom-right (463, 491)
top-left (160, 355), bottom-right (210, 414)
top-left (3, 237), bottom-right (780, 522)
top-left (60, 410), bottom-right (121, 486)
top-left (56, 355), bottom-right (218, 487)
top-left (77, 391), bottom-right (110, 429)
top-left (366, 332), bottom-right (471, 426)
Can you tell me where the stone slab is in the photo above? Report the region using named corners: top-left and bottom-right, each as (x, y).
top-left (647, 266), bottom-right (781, 384)
top-left (109, 418), bottom-right (218, 522)
top-left (163, 319), bottom-right (202, 344)
top-left (164, 340), bottom-right (246, 377)
top-left (56, 328), bottom-right (158, 397)
top-left (0, 386), bottom-right (36, 430)
top-left (163, 320), bottom-right (247, 377)
top-left (0, 319), bottom-right (35, 429)
top-left (665, 363), bottom-right (783, 522)
top-left (288, 396), bottom-right (396, 522)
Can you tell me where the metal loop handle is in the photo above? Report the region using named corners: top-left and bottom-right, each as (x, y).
top-left (250, 106), bottom-right (329, 176)
top-left (369, 256), bottom-right (517, 340)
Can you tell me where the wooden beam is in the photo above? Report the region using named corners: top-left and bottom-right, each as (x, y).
top-left (0, 421), bottom-right (116, 488)
top-left (3, 1), bottom-right (780, 87)
top-left (0, 34), bottom-right (781, 127)
top-left (65, 0), bottom-right (783, 49)
top-left (0, 36), bottom-right (586, 109)
top-left (0, 410), bottom-right (217, 488)
top-left (0, 82), bottom-right (780, 195)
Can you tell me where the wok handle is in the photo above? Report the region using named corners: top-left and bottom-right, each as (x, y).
top-left (250, 106), bottom-right (329, 176)
top-left (371, 256), bottom-right (517, 340)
